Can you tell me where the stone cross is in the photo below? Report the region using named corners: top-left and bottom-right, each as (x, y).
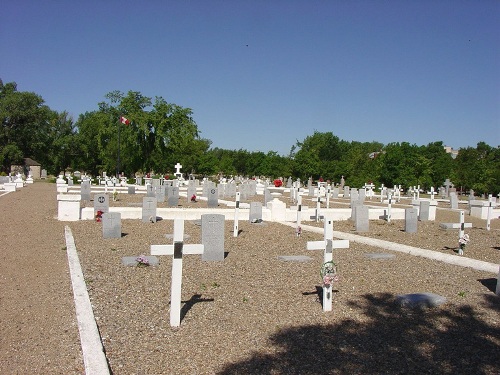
top-left (430, 186), bottom-right (435, 201)
top-left (306, 218), bottom-right (349, 312)
top-left (151, 219), bottom-right (204, 327)
top-left (443, 178), bottom-right (452, 197)
top-left (233, 192), bottom-right (240, 237)
top-left (174, 162), bottom-right (182, 176)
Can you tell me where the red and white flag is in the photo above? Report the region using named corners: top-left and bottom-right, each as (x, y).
top-left (120, 116), bottom-right (130, 125)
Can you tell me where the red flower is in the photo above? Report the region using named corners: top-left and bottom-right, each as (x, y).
top-left (95, 210), bottom-right (103, 222)
top-left (273, 179), bottom-right (283, 187)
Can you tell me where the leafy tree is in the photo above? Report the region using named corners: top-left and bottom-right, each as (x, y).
top-left (0, 144), bottom-right (23, 172)
top-left (0, 79), bottom-right (53, 172)
top-left (421, 142), bottom-right (454, 188)
top-left (453, 142), bottom-right (499, 195)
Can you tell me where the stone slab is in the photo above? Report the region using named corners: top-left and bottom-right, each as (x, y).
top-left (122, 256), bottom-right (159, 267)
top-left (277, 255), bottom-right (313, 262)
top-left (364, 253), bottom-right (396, 260)
top-left (396, 293), bottom-right (447, 308)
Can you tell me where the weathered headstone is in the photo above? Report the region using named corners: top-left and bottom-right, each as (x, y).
top-left (127, 186), bottom-right (135, 194)
top-left (142, 197), bottom-right (157, 223)
top-left (146, 184), bottom-right (155, 197)
top-left (201, 214), bottom-right (225, 261)
top-left (344, 186), bottom-right (350, 198)
top-left (405, 208), bottom-right (418, 233)
top-left (102, 212), bottom-right (121, 239)
top-left (449, 193), bottom-right (458, 209)
top-left (155, 186), bottom-right (166, 203)
top-left (167, 186), bottom-right (179, 207)
top-left (419, 201), bottom-right (430, 221)
top-left (207, 188), bottom-right (218, 208)
top-left (355, 205), bottom-right (369, 232)
top-left (81, 181), bottom-right (91, 201)
top-left (152, 179), bottom-right (161, 188)
top-left (93, 194), bottom-right (109, 214)
top-left (332, 187), bottom-right (339, 199)
top-left (350, 201), bottom-right (362, 222)
top-left (249, 202), bottom-right (263, 223)
top-left (264, 188), bottom-right (272, 207)
top-left (187, 182), bottom-right (196, 202)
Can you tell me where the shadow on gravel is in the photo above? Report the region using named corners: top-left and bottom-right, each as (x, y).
top-left (218, 292), bottom-right (500, 374)
top-left (479, 278), bottom-right (498, 293)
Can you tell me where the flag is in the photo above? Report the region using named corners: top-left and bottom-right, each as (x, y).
top-left (120, 116), bottom-right (130, 125)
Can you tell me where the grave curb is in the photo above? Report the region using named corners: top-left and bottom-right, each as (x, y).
top-left (281, 222), bottom-right (499, 274)
top-left (64, 226), bottom-right (110, 375)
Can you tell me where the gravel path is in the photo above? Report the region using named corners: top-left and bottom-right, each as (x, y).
top-left (1, 184), bottom-right (499, 374)
top-left (0, 183), bottom-right (84, 374)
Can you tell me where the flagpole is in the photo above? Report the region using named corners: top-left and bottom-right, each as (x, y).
top-left (117, 117), bottom-right (121, 178)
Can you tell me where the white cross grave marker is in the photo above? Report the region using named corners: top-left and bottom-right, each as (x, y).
top-left (233, 192), bottom-right (240, 237)
top-left (386, 192), bottom-right (393, 223)
top-left (440, 210), bottom-right (472, 240)
top-left (151, 219), bottom-right (204, 327)
top-left (174, 162), bottom-right (182, 177)
top-left (487, 194), bottom-right (493, 231)
top-left (307, 218), bottom-right (349, 312)
top-left (296, 194), bottom-right (303, 227)
top-left (310, 196), bottom-right (323, 222)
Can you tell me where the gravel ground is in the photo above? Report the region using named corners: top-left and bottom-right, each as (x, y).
top-left (69, 189), bottom-right (500, 374)
top-left (0, 183), bottom-right (84, 375)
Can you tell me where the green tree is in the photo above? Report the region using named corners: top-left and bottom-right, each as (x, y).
top-left (0, 79), bottom-right (53, 172)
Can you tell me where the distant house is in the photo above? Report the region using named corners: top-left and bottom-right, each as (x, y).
top-left (10, 158), bottom-right (42, 179)
top-left (443, 146), bottom-right (459, 159)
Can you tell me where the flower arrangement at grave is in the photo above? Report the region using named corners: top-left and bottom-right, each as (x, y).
top-left (458, 234), bottom-right (470, 255)
top-left (273, 179), bottom-right (283, 187)
top-left (95, 210), bottom-right (103, 222)
top-left (135, 255), bottom-right (150, 267)
top-left (112, 191), bottom-right (118, 201)
top-left (295, 226), bottom-right (302, 237)
top-left (321, 261), bottom-right (339, 288)
top-left (191, 194), bottom-right (197, 202)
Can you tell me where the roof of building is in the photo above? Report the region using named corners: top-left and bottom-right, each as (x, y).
top-left (24, 158), bottom-right (41, 166)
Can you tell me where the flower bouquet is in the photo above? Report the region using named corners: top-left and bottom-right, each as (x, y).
top-left (458, 234), bottom-right (470, 255)
top-left (95, 210), bottom-right (103, 222)
top-left (135, 255), bottom-right (150, 267)
top-left (320, 260), bottom-right (339, 288)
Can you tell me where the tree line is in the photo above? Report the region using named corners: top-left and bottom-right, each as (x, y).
top-left (1, 79), bottom-right (499, 194)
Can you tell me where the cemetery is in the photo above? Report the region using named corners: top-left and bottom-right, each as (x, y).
top-left (3, 172), bottom-right (498, 374)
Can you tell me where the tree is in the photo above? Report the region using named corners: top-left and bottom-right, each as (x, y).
top-left (0, 79), bottom-right (53, 172)
top-left (0, 144), bottom-right (23, 172)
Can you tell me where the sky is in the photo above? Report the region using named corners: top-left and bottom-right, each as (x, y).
top-left (1, 0), bottom-right (499, 155)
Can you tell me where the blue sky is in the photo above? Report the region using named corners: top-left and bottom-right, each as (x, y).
top-left (2, 0), bottom-right (499, 155)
